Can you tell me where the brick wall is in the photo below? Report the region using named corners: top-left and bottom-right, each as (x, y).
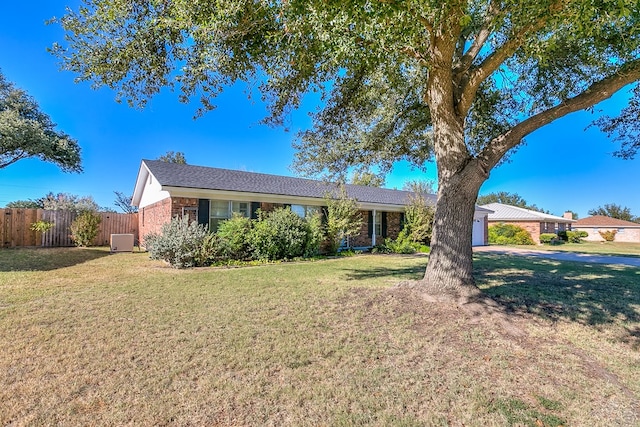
top-left (139, 198), bottom-right (172, 246)
top-left (579, 227), bottom-right (640, 243)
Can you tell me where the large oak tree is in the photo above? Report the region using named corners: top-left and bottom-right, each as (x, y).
top-left (0, 70), bottom-right (81, 172)
top-left (54, 0), bottom-right (640, 296)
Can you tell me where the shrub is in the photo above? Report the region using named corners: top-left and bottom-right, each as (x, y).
top-left (539, 233), bottom-right (558, 244)
top-left (30, 220), bottom-right (54, 233)
top-left (69, 211), bottom-right (101, 247)
top-left (325, 189), bottom-right (363, 254)
top-left (197, 233), bottom-right (226, 266)
top-left (144, 216), bottom-right (209, 268)
top-left (216, 214), bottom-right (253, 260)
top-left (383, 229), bottom-right (417, 254)
top-left (488, 223), bottom-right (535, 245)
top-left (599, 230), bottom-right (617, 242)
top-left (562, 230), bottom-right (588, 243)
top-left (303, 211), bottom-right (324, 258)
top-left (249, 208), bottom-right (312, 260)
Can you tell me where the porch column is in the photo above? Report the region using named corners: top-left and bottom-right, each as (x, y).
top-left (372, 209), bottom-right (377, 247)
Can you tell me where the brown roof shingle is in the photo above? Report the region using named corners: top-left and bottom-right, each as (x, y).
top-left (573, 215), bottom-right (640, 227)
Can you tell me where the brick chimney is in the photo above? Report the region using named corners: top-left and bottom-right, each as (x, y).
top-left (563, 211), bottom-right (574, 220)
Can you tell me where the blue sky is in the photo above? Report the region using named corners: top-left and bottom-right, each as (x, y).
top-left (1, 1), bottom-right (638, 218)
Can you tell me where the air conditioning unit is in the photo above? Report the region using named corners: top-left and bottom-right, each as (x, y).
top-left (110, 234), bottom-right (134, 252)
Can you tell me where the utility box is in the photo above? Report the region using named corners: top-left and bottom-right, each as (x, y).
top-left (110, 234), bottom-right (134, 252)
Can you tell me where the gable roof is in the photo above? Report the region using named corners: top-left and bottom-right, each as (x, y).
top-left (573, 215), bottom-right (640, 227)
top-left (135, 159), bottom-right (437, 207)
top-left (480, 202), bottom-right (574, 223)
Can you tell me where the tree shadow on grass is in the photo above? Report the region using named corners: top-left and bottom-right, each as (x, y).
top-left (474, 253), bottom-right (640, 346)
top-left (341, 253), bottom-right (639, 347)
top-left (0, 247), bottom-right (112, 272)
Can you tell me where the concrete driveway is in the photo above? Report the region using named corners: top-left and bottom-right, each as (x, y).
top-left (474, 245), bottom-right (640, 268)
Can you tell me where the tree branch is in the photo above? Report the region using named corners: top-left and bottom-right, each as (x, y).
top-left (480, 60), bottom-right (640, 169)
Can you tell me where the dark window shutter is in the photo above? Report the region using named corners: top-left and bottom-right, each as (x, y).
top-left (251, 202), bottom-right (260, 219)
top-left (382, 212), bottom-right (388, 237)
top-left (368, 211), bottom-right (373, 238)
top-left (400, 213), bottom-right (406, 228)
top-left (197, 199), bottom-right (209, 226)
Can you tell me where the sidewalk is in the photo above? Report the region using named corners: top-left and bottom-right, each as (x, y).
top-left (473, 245), bottom-right (640, 268)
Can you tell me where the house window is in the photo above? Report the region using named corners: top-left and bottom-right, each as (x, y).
top-left (209, 200), bottom-right (250, 232)
top-left (232, 202), bottom-right (249, 217)
top-left (618, 228), bottom-right (625, 233)
top-left (291, 204), bottom-right (321, 218)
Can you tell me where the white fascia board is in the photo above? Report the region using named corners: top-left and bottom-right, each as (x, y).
top-left (131, 162), bottom-right (150, 207)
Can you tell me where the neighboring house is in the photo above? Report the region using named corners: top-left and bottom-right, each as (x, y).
top-left (573, 215), bottom-right (640, 243)
top-left (132, 160), bottom-right (492, 248)
top-left (481, 202), bottom-right (575, 244)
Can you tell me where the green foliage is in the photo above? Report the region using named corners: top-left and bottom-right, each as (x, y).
top-left (384, 233), bottom-right (418, 254)
top-left (30, 220), bottom-right (54, 233)
top-left (40, 192), bottom-right (104, 212)
top-left (477, 192), bottom-right (548, 213)
top-left (303, 211), bottom-right (324, 258)
top-left (325, 189), bottom-right (363, 254)
top-left (249, 208), bottom-right (314, 261)
top-left (157, 151), bottom-right (187, 164)
top-left (144, 216), bottom-right (209, 268)
top-left (488, 224), bottom-right (535, 245)
top-left (588, 203), bottom-right (638, 223)
top-left (559, 230), bottom-right (588, 243)
top-left (350, 170), bottom-right (385, 187)
top-left (402, 180), bottom-right (436, 244)
top-left (539, 233), bottom-right (558, 244)
top-left (598, 230), bottom-right (617, 242)
top-left (196, 233), bottom-right (226, 266)
top-left (69, 211), bottom-right (101, 247)
top-left (6, 200), bottom-right (42, 209)
top-left (0, 70), bottom-right (81, 172)
top-left (217, 214), bottom-right (253, 260)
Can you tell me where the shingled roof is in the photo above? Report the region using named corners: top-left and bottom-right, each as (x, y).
top-left (573, 215), bottom-right (640, 227)
top-left (481, 203), bottom-right (574, 223)
top-left (141, 159), bottom-right (437, 207)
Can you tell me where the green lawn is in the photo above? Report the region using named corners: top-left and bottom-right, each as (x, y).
top-left (0, 248), bottom-right (638, 426)
top-left (512, 241), bottom-right (640, 257)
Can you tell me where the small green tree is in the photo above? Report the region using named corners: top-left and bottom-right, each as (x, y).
top-left (325, 188), bottom-right (363, 254)
top-left (69, 210), bottom-right (101, 247)
top-left (402, 180), bottom-right (436, 245)
top-left (157, 151), bottom-right (187, 164)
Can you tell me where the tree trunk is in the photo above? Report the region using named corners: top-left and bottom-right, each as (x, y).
top-left (420, 159), bottom-right (487, 297)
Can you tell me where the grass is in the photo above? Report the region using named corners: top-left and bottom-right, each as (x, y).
top-left (1, 247), bottom-right (638, 426)
top-left (513, 241), bottom-right (640, 257)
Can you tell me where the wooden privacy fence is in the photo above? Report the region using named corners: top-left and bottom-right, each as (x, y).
top-left (0, 209), bottom-right (138, 248)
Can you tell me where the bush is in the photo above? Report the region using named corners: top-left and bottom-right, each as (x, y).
top-left (69, 211), bottom-right (101, 247)
top-left (325, 189), bottom-right (363, 254)
top-left (539, 233), bottom-right (558, 244)
top-left (488, 223), bottom-right (535, 245)
top-left (144, 216), bottom-right (209, 268)
top-left (30, 220), bottom-right (54, 233)
top-left (216, 214), bottom-right (253, 260)
top-left (249, 208), bottom-right (313, 260)
top-left (561, 230), bottom-right (588, 243)
top-left (598, 230), bottom-right (617, 242)
top-left (303, 211), bottom-right (324, 258)
top-left (197, 233), bottom-right (226, 266)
